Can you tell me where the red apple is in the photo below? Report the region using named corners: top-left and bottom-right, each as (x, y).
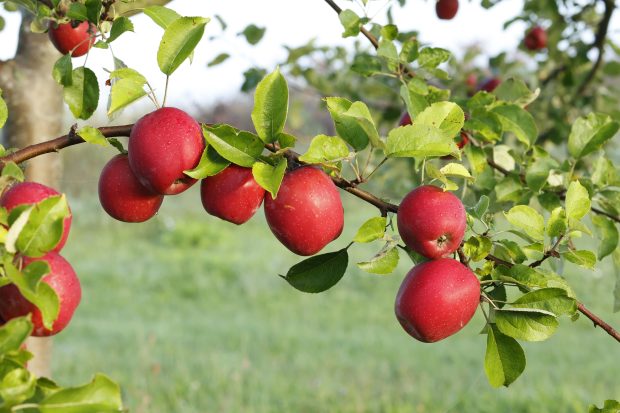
top-left (478, 77), bottom-right (501, 92)
top-left (397, 185), bottom-right (466, 259)
top-left (128, 107), bottom-right (205, 195)
top-left (0, 253), bottom-right (81, 337)
top-left (399, 112), bottom-right (412, 127)
top-left (436, 0), bottom-right (459, 20)
top-left (98, 154), bottom-right (164, 223)
top-left (48, 21), bottom-right (96, 57)
top-left (524, 26), bottom-right (547, 51)
top-left (395, 258), bottom-right (480, 343)
top-left (200, 165), bottom-right (265, 225)
top-left (457, 131), bottom-right (469, 149)
top-left (264, 166), bottom-right (344, 256)
top-left (0, 182), bottom-right (71, 252)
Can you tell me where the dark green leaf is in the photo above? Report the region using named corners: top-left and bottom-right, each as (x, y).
top-left (282, 249), bottom-right (349, 293)
top-left (207, 53), bottom-right (230, 67)
top-left (568, 113), bottom-right (620, 159)
top-left (184, 145), bottom-right (230, 179)
top-left (63, 67), bottom-right (99, 120)
top-left (203, 125), bottom-right (263, 167)
top-left (107, 16), bottom-right (134, 43)
top-left (251, 68), bottom-right (289, 144)
top-left (239, 24), bottom-right (265, 45)
top-left (491, 104), bottom-right (538, 147)
top-left (495, 308), bottom-right (558, 341)
top-left (52, 54), bottom-right (72, 86)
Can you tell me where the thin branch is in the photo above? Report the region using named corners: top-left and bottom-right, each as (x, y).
top-left (577, 303), bottom-right (620, 343)
top-left (591, 206), bottom-right (620, 224)
top-left (322, 0), bottom-right (379, 49)
top-left (529, 234), bottom-right (564, 268)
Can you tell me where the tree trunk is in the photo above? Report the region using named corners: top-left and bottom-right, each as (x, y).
top-left (0, 12), bottom-right (65, 379)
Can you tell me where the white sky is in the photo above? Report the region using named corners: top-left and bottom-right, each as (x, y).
top-left (0, 0), bottom-right (619, 111)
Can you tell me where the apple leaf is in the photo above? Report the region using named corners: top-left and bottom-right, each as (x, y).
top-left (77, 126), bottom-right (108, 147)
top-left (63, 67), bottom-right (99, 120)
top-left (589, 399), bottom-right (620, 413)
top-left (107, 67), bottom-right (148, 116)
top-left (546, 207), bottom-right (567, 238)
top-left (493, 78), bottom-right (539, 108)
top-left (592, 215), bottom-right (619, 260)
top-left (298, 135), bottom-right (349, 165)
top-left (52, 54), bottom-right (73, 87)
top-left (144, 5), bottom-right (181, 30)
top-left (239, 24), bottom-right (265, 45)
top-left (0, 318), bottom-right (33, 354)
top-left (0, 89), bottom-right (7, 129)
top-left (5, 206), bottom-right (33, 254)
top-left (465, 108), bottom-right (503, 142)
top-left (568, 113), bottom-right (620, 159)
top-left (562, 250), bottom-right (597, 269)
top-left (184, 145), bottom-right (230, 179)
top-left (484, 325), bottom-right (526, 388)
top-left (38, 373), bottom-right (123, 412)
top-left (353, 217), bottom-right (386, 243)
top-left (385, 123), bottom-right (458, 158)
top-left (357, 243), bottom-right (399, 275)
top-left (252, 157), bottom-right (287, 199)
top-left (251, 67), bottom-right (289, 144)
top-left (281, 248), bottom-right (349, 293)
top-left (511, 288), bottom-right (577, 317)
top-left (157, 16), bottom-right (209, 76)
top-left (491, 103), bottom-right (538, 147)
top-left (504, 205), bottom-right (545, 241)
top-left (525, 156), bottom-right (558, 193)
top-left (495, 308), bottom-right (558, 342)
top-left (339, 9), bottom-right (361, 37)
top-left (203, 125), bottom-right (264, 167)
top-left (565, 180), bottom-right (591, 225)
top-left (400, 84), bottom-right (428, 118)
top-left (107, 16), bottom-right (134, 43)
top-left (463, 236), bottom-right (493, 262)
top-left (417, 47), bottom-right (450, 69)
top-left (415, 101), bottom-right (464, 140)
top-left (325, 98), bottom-right (379, 150)
top-left (1, 162), bottom-right (24, 182)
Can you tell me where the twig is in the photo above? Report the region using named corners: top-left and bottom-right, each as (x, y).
top-left (322, 0), bottom-right (379, 49)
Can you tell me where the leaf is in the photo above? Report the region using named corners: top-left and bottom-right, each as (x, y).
top-left (252, 158), bottom-right (287, 199)
top-left (386, 123), bottom-right (458, 158)
top-left (85, 0), bottom-right (102, 25)
top-left (525, 156), bottom-right (557, 192)
top-left (67, 2), bottom-right (88, 21)
top-left (440, 163), bottom-right (472, 179)
top-left (157, 16), bottom-right (210, 75)
top-left (353, 217), bottom-right (386, 243)
top-left (484, 325), bottom-right (526, 388)
top-left (400, 84), bottom-right (429, 118)
top-left (562, 250), bottom-right (597, 269)
top-left (463, 236), bottom-right (493, 262)
top-left (324, 98), bottom-right (378, 150)
top-left (468, 195), bottom-right (490, 220)
top-left (546, 207), bottom-right (567, 238)
top-left (241, 67), bottom-right (267, 92)
top-left (495, 308), bottom-right (558, 341)
top-left (504, 205), bottom-right (545, 241)
top-left (568, 113), bottom-right (620, 159)
top-left (63, 67), bottom-right (99, 120)
top-left (107, 16), bottom-right (134, 43)
top-left (144, 5), bottom-right (181, 30)
top-left (565, 180), bottom-right (591, 224)
top-left (239, 24), bottom-right (265, 45)
top-left (107, 68), bottom-right (148, 116)
top-left (251, 68), bottom-right (289, 144)
top-left (39, 373), bottom-right (123, 413)
top-left (592, 215), bottom-right (619, 260)
top-left (184, 145), bottom-right (230, 179)
top-left (512, 288), bottom-right (577, 316)
top-left (589, 399), bottom-right (620, 413)
top-left (502, 265), bottom-right (575, 297)
top-left (339, 9), bottom-right (361, 37)
top-left (415, 101), bottom-right (465, 140)
top-left (0, 318), bottom-right (33, 354)
top-left (298, 135), bottom-right (349, 164)
top-left (357, 244), bottom-right (399, 275)
top-left (0, 89), bottom-right (7, 129)
top-left (417, 47), bottom-right (450, 68)
top-left (282, 248), bottom-right (349, 293)
top-left (77, 126), bottom-right (108, 146)
top-left (14, 195), bottom-right (70, 258)
top-left (2, 162), bottom-right (25, 182)
top-left (493, 78), bottom-right (539, 107)
top-left (5, 206), bottom-right (33, 254)
top-left (207, 53), bottom-right (230, 67)
top-left (52, 54), bottom-right (73, 86)
top-left (203, 125), bottom-right (264, 167)
top-left (491, 104), bottom-right (538, 147)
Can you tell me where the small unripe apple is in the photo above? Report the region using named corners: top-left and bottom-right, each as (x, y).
top-left (395, 258), bottom-right (480, 343)
top-left (0, 182), bottom-right (72, 252)
top-left (48, 20), bottom-right (96, 57)
top-left (478, 77), bottom-right (501, 93)
top-left (524, 26), bottom-right (547, 51)
top-left (397, 185), bottom-right (466, 259)
top-left (200, 165), bottom-right (265, 225)
top-left (0, 253), bottom-right (81, 337)
top-left (98, 154), bottom-right (164, 223)
top-left (128, 107), bottom-right (204, 195)
top-left (264, 166), bottom-right (344, 256)
top-left (436, 0), bottom-right (459, 20)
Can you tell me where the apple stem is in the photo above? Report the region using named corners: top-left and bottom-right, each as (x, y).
top-left (162, 75), bottom-right (170, 107)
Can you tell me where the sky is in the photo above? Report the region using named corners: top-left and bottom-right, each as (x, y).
top-left (0, 0), bottom-right (618, 112)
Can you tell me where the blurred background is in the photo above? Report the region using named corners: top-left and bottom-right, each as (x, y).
top-left (1, 0), bottom-right (619, 412)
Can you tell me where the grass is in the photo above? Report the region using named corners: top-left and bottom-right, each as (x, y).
top-left (48, 185), bottom-right (619, 413)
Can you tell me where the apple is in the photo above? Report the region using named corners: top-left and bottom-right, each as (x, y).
top-left (128, 107), bottom-right (204, 195)
top-left (0, 253), bottom-right (81, 337)
top-left (395, 258), bottom-right (480, 343)
top-left (436, 0), bottom-right (459, 20)
top-left (478, 77), bottom-right (501, 93)
top-left (0, 182), bottom-right (71, 252)
top-left (98, 154), bottom-right (164, 223)
top-left (48, 20), bottom-right (96, 57)
top-left (397, 185), bottom-right (466, 259)
top-left (200, 165), bottom-right (265, 225)
top-left (264, 166), bottom-right (344, 256)
top-left (456, 131), bottom-right (469, 149)
top-left (524, 26), bottom-right (547, 51)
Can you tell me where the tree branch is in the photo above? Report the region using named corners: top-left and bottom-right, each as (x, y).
top-left (322, 0), bottom-right (379, 49)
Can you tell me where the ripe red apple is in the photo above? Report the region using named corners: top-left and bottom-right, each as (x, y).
top-left (524, 26), bottom-right (547, 51)
top-left (98, 154), bottom-right (164, 223)
top-left (436, 0), bottom-right (459, 20)
top-left (48, 21), bottom-right (96, 57)
top-left (456, 131), bottom-right (469, 149)
top-left (478, 77), bottom-right (501, 92)
top-left (128, 107), bottom-right (204, 195)
top-left (395, 258), bottom-right (480, 343)
top-left (264, 166), bottom-right (344, 256)
top-left (0, 253), bottom-right (81, 337)
top-left (397, 185), bottom-right (466, 259)
top-left (0, 182), bottom-right (71, 252)
top-left (200, 165), bottom-right (265, 225)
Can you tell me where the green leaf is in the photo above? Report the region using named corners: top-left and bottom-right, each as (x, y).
top-left (2, 162), bottom-right (24, 182)
top-left (85, 0), bottom-right (102, 25)
top-left (565, 180), bottom-right (590, 224)
top-left (39, 373), bottom-right (123, 413)
top-left (589, 399), bottom-right (620, 413)
top-left (203, 125), bottom-right (264, 167)
top-left (157, 16), bottom-right (209, 75)
top-left (339, 9), bottom-right (361, 37)
top-left (107, 16), bottom-right (134, 43)
top-left (251, 68), bottom-right (289, 144)
top-left (298, 135), bottom-right (349, 164)
top-left (592, 215), bottom-right (619, 260)
top-left (357, 244), bottom-right (399, 275)
top-left (239, 24), bottom-right (265, 45)
top-left (400, 84), bottom-right (428, 118)
top-left (144, 5), bottom-right (181, 30)
top-left (468, 195), bottom-right (490, 220)
top-left (107, 68), bottom-right (148, 116)
top-left (466, 108), bottom-right (503, 142)
top-left (386, 123), bottom-right (458, 158)
top-left (353, 217), bottom-right (386, 243)
top-left (63, 67), bottom-right (99, 120)
top-left (490, 104), bottom-right (538, 147)
top-left (52, 54), bottom-right (73, 86)
top-left (77, 126), bottom-right (108, 146)
top-left (325, 98), bottom-right (379, 150)
top-left (568, 113), bottom-right (620, 159)
top-left (0, 89), bottom-right (7, 129)
top-left (207, 53), bottom-right (230, 67)
top-left (562, 250), bottom-right (597, 269)
top-left (504, 205), bottom-right (545, 241)
top-left (377, 38), bottom-right (398, 62)
top-left (252, 158), bottom-right (287, 199)
top-left (440, 163), bottom-right (472, 179)
top-left (495, 308), bottom-right (558, 341)
top-left (415, 101), bottom-right (465, 139)
top-left (282, 248), bottom-right (349, 293)
top-left (493, 78), bottom-right (539, 107)
top-left (512, 288), bottom-right (577, 316)
top-left (463, 236), bottom-right (493, 262)
top-left (417, 47), bottom-right (450, 68)
top-left (241, 67), bottom-right (267, 92)
top-left (184, 145), bottom-right (230, 179)
top-left (502, 265), bottom-right (575, 297)
top-left (67, 2), bottom-right (88, 21)
top-left (5, 206), bottom-right (32, 254)
top-left (484, 325), bottom-right (526, 388)
top-left (525, 156), bottom-right (557, 193)
top-left (546, 207), bottom-right (567, 238)
top-left (0, 367), bottom-right (36, 405)
top-left (0, 318), bottom-right (33, 354)
top-left (14, 195), bottom-right (70, 257)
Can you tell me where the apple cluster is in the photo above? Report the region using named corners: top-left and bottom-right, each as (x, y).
top-left (98, 107), bottom-right (345, 257)
top-left (0, 182), bottom-right (81, 337)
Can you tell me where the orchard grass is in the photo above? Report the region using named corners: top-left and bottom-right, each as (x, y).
top-left (52, 187), bottom-right (618, 413)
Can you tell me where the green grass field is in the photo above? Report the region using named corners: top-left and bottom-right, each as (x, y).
top-left (50, 184), bottom-right (619, 413)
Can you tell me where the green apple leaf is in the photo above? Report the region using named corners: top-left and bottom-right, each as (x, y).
top-left (589, 399), bottom-right (620, 413)
top-left (52, 54), bottom-right (73, 86)
top-left (108, 68), bottom-right (148, 116)
top-left (0, 318), bottom-right (33, 354)
top-left (203, 125), bottom-right (264, 167)
top-left (282, 248), bottom-right (349, 293)
top-left (184, 145), bottom-right (230, 179)
top-left (63, 67), bottom-right (99, 120)
top-left (339, 9), bottom-right (361, 37)
top-left (386, 123), bottom-right (458, 158)
top-left (107, 16), bottom-right (134, 43)
top-left (239, 24), bottom-right (265, 45)
top-left (565, 180), bottom-right (591, 224)
top-left (157, 16), bottom-right (209, 76)
top-left (463, 236), bottom-right (493, 262)
top-left (493, 78), bottom-right (539, 107)
top-left (298, 135), bottom-right (349, 164)
top-left (415, 101), bottom-right (464, 140)
top-left (0, 89), bottom-right (7, 129)
top-left (353, 217), bottom-right (386, 243)
top-left (504, 205), bottom-right (545, 241)
top-left (484, 325), bottom-right (526, 388)
top-left (251, 67), bottom-right (289, 144)
top-left (252, 157), bottom-right (287, 199)
top-left (325, 98), bottom-right (379, 150)
top-left (546, 207), bottom-right (567, 238)
top-left (511, 288), bottom-right (577, 316)
top-left (568, 113), bottom-right (620, 159)
top-left (1, 162), bottom-right (25, 182)
top-left (491, 103), bottom-right (538, 147)
top-left (562, 250), bottom-right (597, 269)
top-left (357, 243), bottom-right (399, 275)
top-left (592, 215), bottom-right (619, 260)
top-left (400, 84), bottom-right (428, 118)
top-left (77, 126), bottom-right (108, 147)
top-left (38, 373), bottom-right (123, 412)
top-left (613, 249), bottom-right (620, 313)
top-left (495, 308), bottom-right (558, 342)
top-left (143, 5), bottom-right (181, 30)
